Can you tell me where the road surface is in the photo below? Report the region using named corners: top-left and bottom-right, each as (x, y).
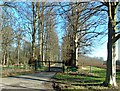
top-left (0, 72), bottom-right (56, 91)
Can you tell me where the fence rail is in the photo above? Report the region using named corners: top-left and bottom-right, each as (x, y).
top-left (34, 60), bottom-right (65, 72)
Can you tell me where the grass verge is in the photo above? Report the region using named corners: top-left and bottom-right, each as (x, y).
top-left (52, 66), bottom-right (120, 90)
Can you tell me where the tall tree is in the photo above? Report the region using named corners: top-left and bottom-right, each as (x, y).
top-left (60, 2), bottom-right (120, 87)
top-left (1, 26), bottom-right (13, 65)
top-left (78, 1), bottom-right (120, 87)
top-left (60, 2), bottom-right (98, 67)
top-left (104, 2), bottom-right (120, 87)
top-left (31, 2), bottom-right (37, 61)
top-left (37, 2), bottom-right (45, 66)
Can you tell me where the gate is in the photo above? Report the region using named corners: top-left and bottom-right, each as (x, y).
top-left (35, 60), bottom-right (65, 72)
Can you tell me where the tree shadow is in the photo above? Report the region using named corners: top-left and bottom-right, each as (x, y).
top-left (69, 73), bottom-right (102, 78)
top-left (52, 72), bottom-right (106, 88)
top-left (1, 88), bottom-right (52, 91)
top-left (71, 83), bottom-right (103, 87)
top-left (8, 73), bottom-right (54, 83)
top-left (1, 83), bottom-right (51, 91)
top-left (5, 73), bottom-right (56, 90)
top-left (44, 67), bottom-right (63, 72)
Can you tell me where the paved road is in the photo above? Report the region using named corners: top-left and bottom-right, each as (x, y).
top-left (0, 72), bottom-right (56, 91)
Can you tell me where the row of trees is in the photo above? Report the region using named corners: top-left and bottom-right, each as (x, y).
top-left (1, 2), bottom-right (60, 67)
top-left (60, 2), bottom-right (120, 87)
top-left (61, 3), bottom-right (96, 67)
top-left (0, 1), bottom-right (120, 87)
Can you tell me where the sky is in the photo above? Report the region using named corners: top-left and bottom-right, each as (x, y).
top-left (55, 2), bottom-right (119, 61)
top-left (0, 1), bottom-right (119, 61)
top-left (89, 36), bottom-right (120, 61)
top-left (55, 2), bottom-right (109, 61)
top-left (56, 18), bottom-right (108, 61)
top-left (56, 27), bottom-right (118, 61)
top-left (56, 2), bottom-right (119, 61)
top-left (90, 41), bottom-right (107, 60)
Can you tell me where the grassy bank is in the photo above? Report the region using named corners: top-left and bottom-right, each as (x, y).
top-left (2, 65), bottom-right (32, 77)
top-left (1, 65), bottom-right (49, 77)
top-left (52, 66), bottom-right (120, 90)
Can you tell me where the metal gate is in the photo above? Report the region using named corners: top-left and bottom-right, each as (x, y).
top-left (34, 60), bottom-right (65, 72)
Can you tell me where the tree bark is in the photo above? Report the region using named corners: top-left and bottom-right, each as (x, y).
top-left (36, 2), bottom-right (41, 67)
top-left (31, 2), bottom-right (36, 61)
top-left (37, 2), bottom-right (45, 66)
top-left (41, 2), bottom-right (45, 65)
top-left (104, 2), bottom-right (118, 87)
top-left (75, 33), bottom-right (79, 66)
top-left (17, 37), bottom-right (20, 65)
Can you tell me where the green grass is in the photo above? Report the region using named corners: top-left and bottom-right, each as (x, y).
top-left (53, 66), bottom-right (120, 90)
top-left (2, 65), bottom-right (49, 77)
top-left (2, 65), bottom-right (40, 77)
top-left (3, 65), bottom-right (27, 69)
top-left (37, 66), bottom-right (47, 71)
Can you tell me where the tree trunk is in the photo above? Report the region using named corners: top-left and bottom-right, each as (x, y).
top-left (36, 2), bottom-right (41, 67)
top-left (31, 2), bottom-right (36, 61)
top-left (45, 29), bottom-right (48, 65)
top-left (2, 51), bottom-right (6, 65)
top-left (75, 32), bottom-right (79, 67)
top-left (2, 48), bottom-right (8, 66)
top-left (41, 2), bottom-right (45, 66)
top-left (37, 2), bottom-right (45, 66)
top-left (17, 39), bottom-right (20, 65)
top-left (104, 2), bottom-right (118, 87)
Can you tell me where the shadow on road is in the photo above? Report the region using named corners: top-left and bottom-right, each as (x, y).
top-left (8, 72), bottom-right (57, 83)
top-left (1, 72), bottom-right (58, 91)
top-left (2, 89), bottom-right (53, 91)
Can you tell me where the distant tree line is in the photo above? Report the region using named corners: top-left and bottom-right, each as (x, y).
top-left (1, 1), bottom-right (120, 87)
top-left (1, 2), bottom-right (60, 67)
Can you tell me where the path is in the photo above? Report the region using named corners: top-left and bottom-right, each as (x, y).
top-left (0, 72), bottom-right (56, 91)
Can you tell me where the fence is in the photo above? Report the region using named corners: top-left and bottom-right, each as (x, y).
top-left (2, 60), bottom-right (65, 77)
top-left (34, 60), bottom-right (65, 72)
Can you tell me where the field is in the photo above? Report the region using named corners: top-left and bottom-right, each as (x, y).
top-left (52, 66), bottom-right (120, 91)
top-left (1, 64), bottom-right (120, 90)
top-left (1, 65), bottom-right (34, 77)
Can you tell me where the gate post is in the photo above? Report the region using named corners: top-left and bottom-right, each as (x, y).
top-left (90, 65), bottom-right (92, 74)
top-left (62, 60), bottom-right (65, 73)
top-left (49, 61), bottom-right (50, 72)
top-left (35, 60), bottom-right (37, 71)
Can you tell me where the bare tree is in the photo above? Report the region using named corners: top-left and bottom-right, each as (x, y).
top-left (60, 2), bottom-right (120, 87)
top-left (61, 2), bottom-right (99, 67)
top-left (31, 2), bottom-right (37, 62)
top-left (103, 2), bottom-right (120, 87)
top-left (1, 26), bottom-right (13, 65)
top-left (36, 2), bottom-right (45, 66)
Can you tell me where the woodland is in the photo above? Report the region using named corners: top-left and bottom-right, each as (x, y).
top-left (0, 1), bottom-right (120, 88)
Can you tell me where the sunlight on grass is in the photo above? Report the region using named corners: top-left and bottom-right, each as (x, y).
top-left (53, 66), bottom-right (120, 90)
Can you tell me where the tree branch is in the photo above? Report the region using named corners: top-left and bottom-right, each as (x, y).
top-left (112, 34), bottom-right (120, 44)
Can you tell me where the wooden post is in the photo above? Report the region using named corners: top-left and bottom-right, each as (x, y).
top-left (49, 61), bottom-right (50, 72)
top-left (62, 61), bottom-right (64, 73)
top-left (90, 65), bottom-right (92, 74)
